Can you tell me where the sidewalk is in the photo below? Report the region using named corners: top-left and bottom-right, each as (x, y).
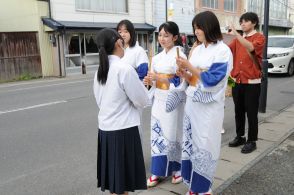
top-left (138, 104), bottom-right (294, 195)
top-left (219, 132), bottom-right (294, 195)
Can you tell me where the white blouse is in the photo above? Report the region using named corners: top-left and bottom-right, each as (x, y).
top-left (93, 55), bottom-right (149, 131)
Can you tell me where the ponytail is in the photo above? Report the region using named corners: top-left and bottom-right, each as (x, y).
top-left (175, 34), bottom-right (183, 47)
top-left (97, 47), bottom-right (109, 84)
top-left (96, 28), bottom-right (122, 84)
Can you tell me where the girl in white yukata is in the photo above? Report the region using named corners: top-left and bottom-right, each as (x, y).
top-left (143, 21), bottom-right (187, 187)
top-left (117, 20), bottom-right (149, 141)
top-left (176, 11), bottom-right (233, 195)
top-left (117, 19), bottom-right (149, 80)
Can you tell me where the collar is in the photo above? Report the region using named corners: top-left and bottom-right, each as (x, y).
top-left (163, 46), bottom-right (177, 55)
top-left (108, 55), bottom-right (121, 62)
top-left (243, 30), bottom-right (257, 38)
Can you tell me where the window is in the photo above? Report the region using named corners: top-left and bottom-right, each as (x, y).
top-left (268, 37), bottom-right (294, 48)
top-left (224, 0), bottom-right (237, 12)
top-left (137, 32), bottom-right (148, 51)
top-left (202, 0), bottom-right (218, 9)
top-left (247, 0), bottom-right (262, 14)
top-left (76, 0), bottom-right (128, 13)
top-left (248, 0), bottom-right (287, 19)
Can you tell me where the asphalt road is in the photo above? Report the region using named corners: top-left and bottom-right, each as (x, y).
top-left (0, 72), bottom-right (293, 195)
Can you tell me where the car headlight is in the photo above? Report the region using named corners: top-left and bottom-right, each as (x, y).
top-left (268, 52), bottom-right (290, 59)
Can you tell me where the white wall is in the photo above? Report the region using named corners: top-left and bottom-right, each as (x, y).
top-left (153, 0), bottom-right (195, 34)
top-left (51, 0), bottom-right (145, 23)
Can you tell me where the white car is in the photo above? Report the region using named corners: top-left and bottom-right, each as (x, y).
top-left (267, 35), bottom-right (294, 76)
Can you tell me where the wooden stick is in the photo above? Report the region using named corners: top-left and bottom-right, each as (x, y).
top-left (146, 39), bottom-right (153, 88)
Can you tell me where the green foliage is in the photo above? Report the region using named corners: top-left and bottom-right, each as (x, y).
top-left (19, 73), bottom-right (34, 80)
top-left (227, 76), bottom-right (235, 88)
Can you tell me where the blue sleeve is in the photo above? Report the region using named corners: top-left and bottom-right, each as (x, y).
top-left (168, 75), bottom-right (181, 87)
top-left (200, 62), bottom-right (228, 87)
top-left (136, 63), bottom-right (148, 80)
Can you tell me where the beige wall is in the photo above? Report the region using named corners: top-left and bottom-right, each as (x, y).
top-left (0, 0), bottom-right (56, 77)
top-left (36, 1), bottom-right (56, 77)
top-left (0, 0), bottom-right (40, 32)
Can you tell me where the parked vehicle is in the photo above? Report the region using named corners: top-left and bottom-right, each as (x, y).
top-left (267, 35), bottom-right (294, 76)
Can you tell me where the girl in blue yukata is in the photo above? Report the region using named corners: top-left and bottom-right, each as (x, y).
top-left (176, 11), bottom-right (233, 195)
top-left (143, 21), bottom-right (187, 187)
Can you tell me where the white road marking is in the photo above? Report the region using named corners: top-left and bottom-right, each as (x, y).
top-left (0, 101), bottom-right (67, 115)
top-left (0, 79), bottom-right (92, 93)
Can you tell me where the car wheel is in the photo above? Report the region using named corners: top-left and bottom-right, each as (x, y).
top-left (287, 60), bottom-right (294, 76)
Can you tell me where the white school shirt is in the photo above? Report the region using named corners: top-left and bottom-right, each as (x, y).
top-left (93, 55), bottom-right (149, 131)
top-left (121, 42), bottom-right (148, 69)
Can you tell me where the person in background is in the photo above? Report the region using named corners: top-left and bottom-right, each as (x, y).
top-left (116, 19), bottom-right (150, 142)
top-left (176, 11), bottom-right (233, 195)
top-left (94, 28), bottom-right (149, 195)
top-left (143, 21), bottom-right (187, 187)
top-left (117, 19), bottom-right (149, 80)
top-left (228, 12), bottom-right (265, 154)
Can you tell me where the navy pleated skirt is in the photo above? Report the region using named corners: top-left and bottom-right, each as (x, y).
top-left (97, 126), bottom-right (147, 194)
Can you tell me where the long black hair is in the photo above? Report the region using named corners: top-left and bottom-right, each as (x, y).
top-left (96, 28), bottom-right (122, 84)
top-left (116, 19), bottom-right (136, 47)
top-left (192, 11), bottom-right (222, 44)
top-left (158, 21), bottom-right (183, 46)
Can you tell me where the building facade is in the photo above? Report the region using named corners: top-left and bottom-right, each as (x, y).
top-left (0, 0), bottom-right (55, 81)
top-left (43, 0), bottom-right (156, 76)
top-left (288, 0), bottom-right (294, 35)
top-left (195, 0), bottom-right (245, 31)
top-left (246, 0), bottom-right (293, 35)
top-left (144, 0), bottom-right (195, 51)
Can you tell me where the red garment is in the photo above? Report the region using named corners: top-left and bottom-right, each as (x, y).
top-left (229, 32), bottom-right (265, 84)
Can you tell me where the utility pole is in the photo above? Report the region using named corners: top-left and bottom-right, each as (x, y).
top-left (259, 0), bottom-right (270, 113)
top-left (259, 0), bottom-right (263, 32)
top-left (166, 0), bottom-right (168, 22)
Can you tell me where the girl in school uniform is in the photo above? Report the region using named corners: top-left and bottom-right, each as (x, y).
top-left (94, 28), bottom-right (149, 195)
top-left (143, 21), bottom-right (187, 187)
top-left (176, 11), bottom-right (233, 195)
top-left (117, 19), bottom-right (149, 80)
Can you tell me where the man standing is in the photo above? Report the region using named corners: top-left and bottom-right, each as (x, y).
top-left (228, 12), bottom-right (265, 154)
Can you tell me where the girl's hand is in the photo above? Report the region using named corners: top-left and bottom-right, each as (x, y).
top-left (147, 72), bottom-right (157, 81)
top-left (176, 56), bottom-right (190, 70)
top-left (143, 76), bottom-right (152, 86)
top-left (228, 23), bottom-right (238, 36)
top-left (176, 68), bottom-right (185, 78)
